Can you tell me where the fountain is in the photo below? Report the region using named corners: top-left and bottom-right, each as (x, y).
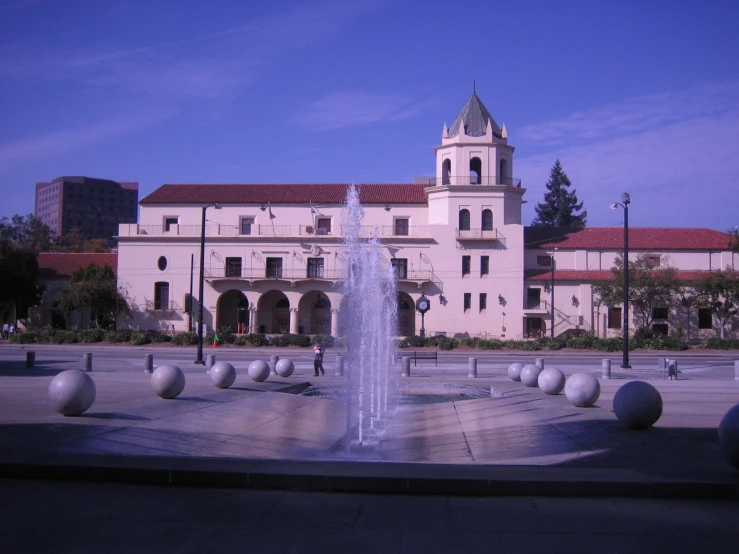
top-left (339, 185), bottom-right (399, 451)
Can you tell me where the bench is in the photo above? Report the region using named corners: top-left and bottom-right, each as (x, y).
top-left (395, 351), bottom-right (438, 366)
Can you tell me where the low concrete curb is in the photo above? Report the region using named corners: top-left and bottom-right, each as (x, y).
top-left (2, 455), bottom-right (737, 500)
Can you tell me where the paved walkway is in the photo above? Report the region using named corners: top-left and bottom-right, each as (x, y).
top-left (1, 346), bottom-right (738, 552)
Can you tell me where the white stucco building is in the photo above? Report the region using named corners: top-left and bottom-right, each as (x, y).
top-left (116, 91), bottom-right (738, 340)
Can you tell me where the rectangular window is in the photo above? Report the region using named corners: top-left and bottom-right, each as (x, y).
top-left (526, 288), bottom-right (541, 309)
top-left (608, 307), bottom-right (622, 329)
top-left (481, 256), bottom-right (489, 276)
top-left (266, 257), bottom-right (283, 278)
top-left (537, 255), bottom-right (552, 267)
top-left (164, 217), bottom-right (178, 231)
top-left (652, 323), bottom-right (669, 336)
top-left (316, 218), bottom-right (331, 235)
top-left (240, 217), bottom-right (255, 235)
top-left (307, 258), bottom-right (324, 278)
top-left (394, 218), bottom-right (409, 236)
top-left (391, 258), bottom-right (408, 279)
top-left (154, 282), bottom-right (169, 310)
top-left (652, 307), bottom-right (669, 320)
top-left (462, 256), bottom-right (471, 276)
top-left (464, 293), bottom-right (471, 312)
top-left (479, 293), bottom-right (487, 311)
top-left (225, 257), bottom-right (242, 278)
top-left (646, 255), bottom-right (661, 267)
top-left (698, 308), bottom-right (712, 329)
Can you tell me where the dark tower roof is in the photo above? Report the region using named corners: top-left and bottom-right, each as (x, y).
top-left (448, 90), bottom-right (502, 138)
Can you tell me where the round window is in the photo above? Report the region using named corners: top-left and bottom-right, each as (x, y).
top-left (157, 256), bottom-right (167, 271)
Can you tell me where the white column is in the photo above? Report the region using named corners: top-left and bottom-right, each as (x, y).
top-left (250, 306), bottom-right (258, 334)
top-left (331, 308), bottom-right (340, 337)
top-left (289, 308), bottom-right (299, 334)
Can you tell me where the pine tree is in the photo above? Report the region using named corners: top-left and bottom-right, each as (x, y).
top-left (531, 160), bottom-right (587, 227)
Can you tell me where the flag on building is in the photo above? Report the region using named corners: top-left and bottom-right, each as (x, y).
top-left (269, 206), bottom-right (276, 220)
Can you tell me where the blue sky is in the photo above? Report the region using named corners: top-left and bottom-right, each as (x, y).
top-left (1, 0), bottom-right (738, 231)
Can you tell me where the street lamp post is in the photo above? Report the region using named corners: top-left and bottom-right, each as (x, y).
top-left (610, 193), bottom-right (631, 369)
top-left (550, 248), bottom-right (557, 339)
top-left (195, 203), bottom-right (221, 365)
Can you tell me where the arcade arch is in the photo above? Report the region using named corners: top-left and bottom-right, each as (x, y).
top-left (216, 290), bottom-right (248, 333)
top-left (257, 290), bottom-right (290, 334)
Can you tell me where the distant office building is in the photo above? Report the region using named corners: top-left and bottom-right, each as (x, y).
top-left (34, 176), bottom-right (139, 240)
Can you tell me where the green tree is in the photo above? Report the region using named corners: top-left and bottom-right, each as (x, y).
top-left (0, 239), bottom-right (44, 322)
top-left (0, 214), bottom-right (54, 252)
top-left (593, 253), bottom-right (684, 330)
top-left (693, 269), bottom-right (739, 339)
top-left (57, 264), bottom-right (129, 329)
top-left (531, 160), bottom-right (587, 227)
top-left (53, 228), bottom-right (110, 253)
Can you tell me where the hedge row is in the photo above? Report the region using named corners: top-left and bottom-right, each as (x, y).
top-left (8, 328), bottom-right (338, 348)
top-left (8, 328), bottom-right (739, 351)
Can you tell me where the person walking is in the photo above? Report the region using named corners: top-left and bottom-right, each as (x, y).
top-left (8, 324), bottom-right (15, 338)
top-left (313, 340), bottom-right (325, 376)
top-left (2, 323), bottom-right (8, 340)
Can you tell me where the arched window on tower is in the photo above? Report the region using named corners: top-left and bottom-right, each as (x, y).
top-left (459, 209), bottom-right (470, 231)
top-left (470, 157), bottom-right (482, 185)
top-left (442, 159), bottom-right (451, 185)
top-left (498, 159), bottom-right (507, 185)
top-left (482, 209), bottom-right (493, 231)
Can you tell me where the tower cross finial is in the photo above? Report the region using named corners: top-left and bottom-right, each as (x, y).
top-left (473, 79), bottom-right (476, 93)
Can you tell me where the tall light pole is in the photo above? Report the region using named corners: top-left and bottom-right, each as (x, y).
top-left (610, 193), bottom-right (631, 369)
top-left (550, 247), bottom-right (557, 339)
top-left (195, 203), bottom-right (221, 365)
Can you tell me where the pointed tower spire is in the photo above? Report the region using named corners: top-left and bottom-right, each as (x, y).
top-left (501, 123), bottom-right (508, 139)
top-left (485, 118), bottom-right (492, 137)
top-left (442, 122), bottom-right (448, 139)
top-left (448, 89), bottom-right (502, 138)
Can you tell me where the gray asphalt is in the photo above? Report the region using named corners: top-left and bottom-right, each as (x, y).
top-left (1, 343), bottom-right (738, 553)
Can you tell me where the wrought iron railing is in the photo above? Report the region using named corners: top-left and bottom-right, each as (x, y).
top-left (422, 176), bottom-right (522, 187)
top-left (455, 228), bottom-right (506, 243)
top-left (205, 267), bottom-right (441, 285)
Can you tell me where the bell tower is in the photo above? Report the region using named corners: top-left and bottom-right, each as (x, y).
top-left (435, 85), bottom-right (516, 187)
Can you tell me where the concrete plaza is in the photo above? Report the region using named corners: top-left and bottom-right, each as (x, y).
top-left (1, 344), bottom-right (738, 552)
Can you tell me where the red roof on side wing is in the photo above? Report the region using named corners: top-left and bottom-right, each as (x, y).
top-left (525, 269), bottom-right (734, 282)
top-left (140, 184), bottom-right (431, 205)
top-left (525, 227), bottom-right (733, 251)
top-left (37, 253), bottom-right (117, 278)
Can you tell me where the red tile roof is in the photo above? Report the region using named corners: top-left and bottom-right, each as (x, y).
top-left (526, 269), bottom-right (733, 282)
top-left (525, 227), bottom-right (733, 251)
top-left (140, 184), bottom-right (431, 205)
top-left (37, 253), bottom-right (117, 278)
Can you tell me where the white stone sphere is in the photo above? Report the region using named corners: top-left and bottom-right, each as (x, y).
top-left (248, 360), bottom-right (270, 382)
top-left (151, 364), bottom-right (186, 399)
top-left (209, 361), bottom-right (236, 389)
top-left (538, 367), bottom-right (566, 395)
top-left (48, 369), bottom-right (96, 416)
top-left (565, 372), bottom-right (601, 407)
top-left (275, 358), bottom-right (295, 377)
top-left (520, 364), bottom-right (542, 387)
top-left (613, 381), bottom-right (663, 430)
top-left (718, 403), bottom-right (739, 470)
top-left (508, 363), bottom-right (524, 382)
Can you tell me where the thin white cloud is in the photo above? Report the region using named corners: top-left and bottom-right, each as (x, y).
top-left (519, 82), bottom-right (739, 146)
top-left (517, 98), bottom-right (739, 229)
top-left (297, 91), bottom-right (430, 131)
top-left (0, 0), bottom-right (387, 103)
top-left (0, 108), bottom-right (177, 169)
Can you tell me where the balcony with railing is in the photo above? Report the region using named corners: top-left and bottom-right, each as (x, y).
top-left (205, 266), bottom-right (442, 288)
top-left (120, 223), bottom-right (430, 239)
top-left (420, 176), bottom-right (522, 187)
top-left (144, 300), bottom-right (183, 314)
top-left (455, 227), bottom-right (506, 245)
